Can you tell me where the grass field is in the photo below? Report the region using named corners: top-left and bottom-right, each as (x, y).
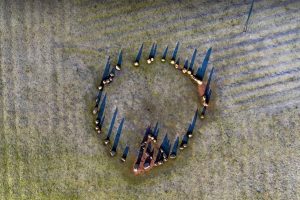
top-left (0, 0), bottom-right (299, 199)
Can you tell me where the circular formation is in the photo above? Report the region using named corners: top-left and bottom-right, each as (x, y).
top-left (92, 42), bottom-right (215, 175)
